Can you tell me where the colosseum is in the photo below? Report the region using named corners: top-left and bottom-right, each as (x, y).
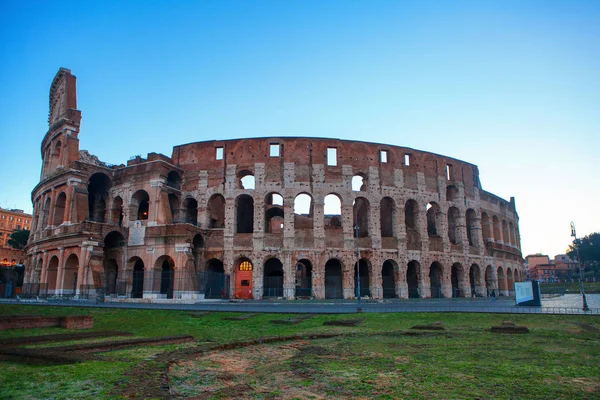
top-left (24, 68), bottom-right (525, 302)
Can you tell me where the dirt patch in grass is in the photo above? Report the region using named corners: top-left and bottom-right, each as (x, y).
top-left (411, 321), bottom-right (445, 330)
top-left (223, 313), bottom-right (259, 321)
top-left (0, 335), bottom-right (195, 365)
top-left (572, 322), bottom-right (599, 332)
top-left (188, 312), bottom-right (211, 318)
top-left (490, 321), bottom-right (529, 334)
top-left (323, 318), bottom-right (363, 327)
top-left (270, 315), bottom-right (313, 325)
top-left (0, 331), bottom-right (131, 347)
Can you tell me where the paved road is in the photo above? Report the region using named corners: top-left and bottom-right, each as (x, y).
top-left (2, 297), bottom-right (599, 315)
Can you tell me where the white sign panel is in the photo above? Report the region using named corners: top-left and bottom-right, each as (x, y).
top-left (515, 281), bottom-right (534, 304)
top-left (128, 221), bottom-right (146, 246)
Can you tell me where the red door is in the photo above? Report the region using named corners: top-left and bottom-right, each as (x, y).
top-left (235, 261), bottom-right (253, 299)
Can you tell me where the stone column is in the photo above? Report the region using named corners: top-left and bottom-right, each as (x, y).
top-left (283, 195), bottom-right (295, 249)
top-left (283, 252), bottom-right (295, 299)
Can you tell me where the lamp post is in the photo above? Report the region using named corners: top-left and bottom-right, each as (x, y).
top-left (570, 222), bottom-right (589, 311)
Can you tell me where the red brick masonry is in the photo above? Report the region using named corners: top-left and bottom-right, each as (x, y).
top-left (0, 315), bottom-right (94, 330)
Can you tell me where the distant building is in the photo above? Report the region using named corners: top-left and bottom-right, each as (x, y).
top-left (526, 253), bottom-right (575, 282)
top-left (0, 207), bottom-right (32, 296)
top-left (0, 207), bottom-right (32, 266)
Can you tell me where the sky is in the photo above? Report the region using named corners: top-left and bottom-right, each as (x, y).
top-left (0, 0), bottom-right (598, 258)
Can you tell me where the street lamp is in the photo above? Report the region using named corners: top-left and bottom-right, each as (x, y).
top-left (570, 222), bottom-right (589, 311)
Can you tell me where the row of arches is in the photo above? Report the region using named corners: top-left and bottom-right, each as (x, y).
top-left (97, 253), bottom-right (522, 300)
top-left (33, 170), bottom-right (520, 252)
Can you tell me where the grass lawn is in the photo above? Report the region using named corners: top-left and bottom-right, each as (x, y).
top-left (0, 304), bottom-right (599, 399)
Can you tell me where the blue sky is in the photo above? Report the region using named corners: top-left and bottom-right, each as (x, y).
top-left (1, 0), bottom-right (598, 258)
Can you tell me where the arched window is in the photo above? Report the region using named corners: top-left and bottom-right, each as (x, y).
top-left (426, 202), bottom-right (441, 237)
top-left (466, 209), bottom-right (477, 246)
top-left (447, 207), bottom-right (460, 244)
top-left (294, 193), bottom-right (313, 230)
top-left (53, 192), bottom-right (67, 225)
top-left (380, 197), bottom-right (395, 238)
top-left (183, 198), bottom-right (198, 225)
top-left (88, 173), bottom-right (112, 222)
top-left (166, 171), bottom-right (182, 190)
top-left (353, 197), bottom-right (369, 237)
top-left (265, 193), bottom-right (284, 233)
top-left (238, 170), bottom-right (255, 190)
top-left (207, 194), bottom-right (225, 228)
top-left (236, 194), bottom-right (254, 233)
top-left (351, 174), bottom-right (366, 192)
top-left (131, 190), bottom-right (150, 221)
top-left (324, 194), bottom-right (342, 228)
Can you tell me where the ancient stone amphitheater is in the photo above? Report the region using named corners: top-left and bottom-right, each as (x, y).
top-left (24, 68), bottom-right (524, 301)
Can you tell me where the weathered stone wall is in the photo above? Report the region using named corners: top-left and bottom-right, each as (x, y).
top-left (25, 69), bottom-right (525, 302)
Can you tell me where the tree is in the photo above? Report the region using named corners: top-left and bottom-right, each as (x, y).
top-left (7, 229), bottom-right (30, 250)
top-left (567, 232), bottom-right (600, 273)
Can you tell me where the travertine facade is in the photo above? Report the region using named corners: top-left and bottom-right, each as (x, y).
top-left (24, 69), bottom-right (525, 301)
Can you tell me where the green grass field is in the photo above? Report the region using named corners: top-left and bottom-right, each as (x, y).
top-left (1, 305), bottom-right (599, 399)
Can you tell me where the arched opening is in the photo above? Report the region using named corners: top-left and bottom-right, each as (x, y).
top-left (110, 196), bottom-right (124, 226)
top-left (481, 212), bottom-right (491, 243)
top-left (168, 193), bottom-right (180, 223)
top-left (62, 254), bottom-right (79, 295)
top-left (405, 200), bottom-right (420, 250)
top-left (263, 258), bottom-right (284, 298)
top-left (497, 266), bottom-right (506, 295)
top-left (493, 216), bottom-right (501, 243)
top-left (235, 259), bottom-right (253, 299)
top-left (466, 209), bottom-right (477, 246)
top-left (451, 262), bottom-right (465, 297)
top-left (354, 259), bottom-right (370, 298)
top-left (131, 190), bottom-right (150, 221)
top-left (104, 258), bottom-right (118, 295)
top-left (506, 267), bottom-right (514, 292)
top-left (53, 141), bottom-right (62, 165)
top-left (46, 256), bottom-right (59, 293)
top-left (88, 173), bottom-right (112, 222)
top-left (353, 197), bottom-right (369, 237)
top-left (446, 185), bottom-right (458, 202)
top-left (104, 231), bottom-right (125, 294)
top-left (351, 174), bottom-right (367, 192)
top-left (294, 193), bottom-right (314, 229)
top-left (485, 265), bottom-right (494, 296)
top-left (207, 194), bottom-right (225, 228)
top-left (239, 170), bottom-right (255, 190)
top-left (502, 220), bottom-right (510, 246)
top-left (155, 256), bottom-right (175, 299)
top-left (236, 194), bottom-right (254, 233)
top-left (183, 198), bottom-right (198, 225)
top-left (166, 171), bottom-right (182, 190)
top-left (324, 193), bottom-right (342, 228)
top-left (53, 192), bottom-right (66, 225)
top-left (295, 259), bottom-right (312, 297)
top-left (447, 207), bottom-right (460, 245)
top-left (469, 264), bottom-right (481, 297)
top-left (192, 234), bottom-right (204, 271)
top-left (429, 262), bottom-right (443, 298)
top-left (407, 260), bottom-right (420, 298)
top-left (130, 257), bottom-right (145, 298)
top-left (325, 259), bottom-right (343, 299)
top-left (205, 259), bottom-right (225, 299)
top-left (265, 193), bottom-right (284, 233)
top-left (426, 202), bottom-right (441, 236)
top-left (382, 260), bottom-right (397, 298)
top-left (509, 222), bottom-right (515, 247)
top-left (380, 197), bottom-right (395, 238)
top-left (42, 198), bottom-right (51, 229)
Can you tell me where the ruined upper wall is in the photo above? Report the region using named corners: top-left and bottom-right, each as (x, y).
top-left (172, 137), bottom-right (482, 197)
